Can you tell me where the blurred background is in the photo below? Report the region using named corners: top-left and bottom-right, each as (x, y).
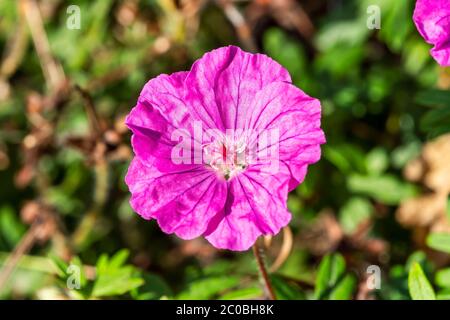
top-left (1, 0), bottom-right (450, 300)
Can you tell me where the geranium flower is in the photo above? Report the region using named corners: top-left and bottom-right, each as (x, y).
top-left (413, 0), bottom-right (450, 66)
top-left (125, 46), bottom-right (325, 251)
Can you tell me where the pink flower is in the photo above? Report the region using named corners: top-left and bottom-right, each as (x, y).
top-left (413, 0), bottom-right (450, 66)
top-left (125, 46), bottom-right (325, 251)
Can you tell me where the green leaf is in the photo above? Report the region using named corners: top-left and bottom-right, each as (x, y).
top-left (435, 268), bottom-right (450, 288)
top-left (177, 276), bottom-right (240, 300)
top-left (315, 45), bottom-right (365, 77)
top-left (315, 254), bottom-right (355, 300)
top-left (203, 260), bottom-right (234, 276)
top-left (323, 144), bottom-right (367, 174)
top-left (69, 256), bottom-right (88, 290)
top-left (131, 273), bottom-right (173, 300)
top-left (0, 206), bottom-right (26, 247)
top-left (420, 107), bottom-right (450, 137)
top-left (427, 233), bottom-right (450, 254)
top-left (219, 287), bottom-right (263, 300)
top-left (91, 250), bottom-right (144, 298)
top-left (277, 249), bottom-right (312, 282)
top-left (347, 174), bottom-right (418, 205)
top-left (315, 19), bottom-right (370, 51)
top-left (271, 275), bottom-right (306, 300)
top-left (366, 148), bottom-right (389, 175)
top-left (391, 141), bottom-right (421, 169)
top-left (51, 255), bottom-right (90, 299)
top-left (315, 254), bottom-right (345, 298)
top-left (408, 263), bottom-right (436, 300)
top-left (328, 274), bottom-right (357, 300)
top-left (402, 38), bottom-right (432, 75)
top-left (108, 249), bottom-right (129, 268)
top-left (378, 0), bottom-right (413, 52)
top-left (339, 197), bottom-right (373, 234)
top-left (406, 251), bottom-right (431, 271)
top-left (437, 289), bottom-right (450, 300)
top-left (415, 90), bottom-right (450, 107)
top-left (263, 27), bottom-right (309, 89)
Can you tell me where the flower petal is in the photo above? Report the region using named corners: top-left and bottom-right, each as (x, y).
top-left (413, 0), bottom-right (450, 66)
top-left (125, 158), bottom-right (227, 239)
top-left (204, 164), bottom-right (291, 251)
top-left (126, 72), bottom-right (202, 172)
top-left (246, 82), bottom-right (325, 190)
top-left (185, 46), bottom-right (291, 130)
top-left (136, 71), bottom-right (193, 130)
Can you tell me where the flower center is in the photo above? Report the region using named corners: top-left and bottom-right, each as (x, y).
top-left (203, 135), bottom-right (248, 180)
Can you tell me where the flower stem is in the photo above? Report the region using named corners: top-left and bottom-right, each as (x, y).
top-left (253, 240), bottom-right (276, 300)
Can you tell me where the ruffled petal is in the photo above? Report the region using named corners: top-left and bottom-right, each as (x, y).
top-left (413, 0), bottom-right (450, 66)
top-left (204, 164), bottom-right (291, 251)
top-left (125, 158), bottom-right (227, 239)
top-left (185, 46), bottom-right (291, 130)
top-left (126, 72), bottom-right (202, 172)
top-left (246, 82), bottom-right (325, 190)
top-left (430, 16), bottom-right (450, 66)
top-left (431, 44), bottom-right (450, 67)
top-left (136, 71), bottom-right (193, 131)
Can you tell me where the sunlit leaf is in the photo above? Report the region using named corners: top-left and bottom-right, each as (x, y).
top-left (347, 174), bottom-right (418, 204)
top-left (427, 233), bottom-right (450, 254)
top-left (435, 268), bottom-right (450, 288)
top-left (408, 262), bottom-right (436, 300)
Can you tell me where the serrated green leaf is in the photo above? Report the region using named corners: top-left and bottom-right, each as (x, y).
top-left (91, 250), bottom-right (144, 298)
top-left (109, 249), bottom-right (129, 268)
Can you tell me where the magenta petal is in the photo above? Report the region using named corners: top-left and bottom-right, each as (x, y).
top-left (284, 145), bottom-right (322, 190)
top-left (204, 164), bottom-right (291, 251)
top-left (126, 103), bottom-right (170, 162)
top-left (247, 82), bottom-right (325, 190)
top-left (185, 46), bottom-right (291, 130)
top-left (413, 0), bottom-right (450, 66)
top-left (125, 158), bottom-right (227, 239)
top-left (137, 71), bottom-right (194, 130)
top-left (124, 46), bottom-right (326, 251)
top-left (126, 72), bottom-right (201, 172)
top-left (126, 98), bottom-right (168, 135)
top-left (430, 26), bottom-right (450, 66)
